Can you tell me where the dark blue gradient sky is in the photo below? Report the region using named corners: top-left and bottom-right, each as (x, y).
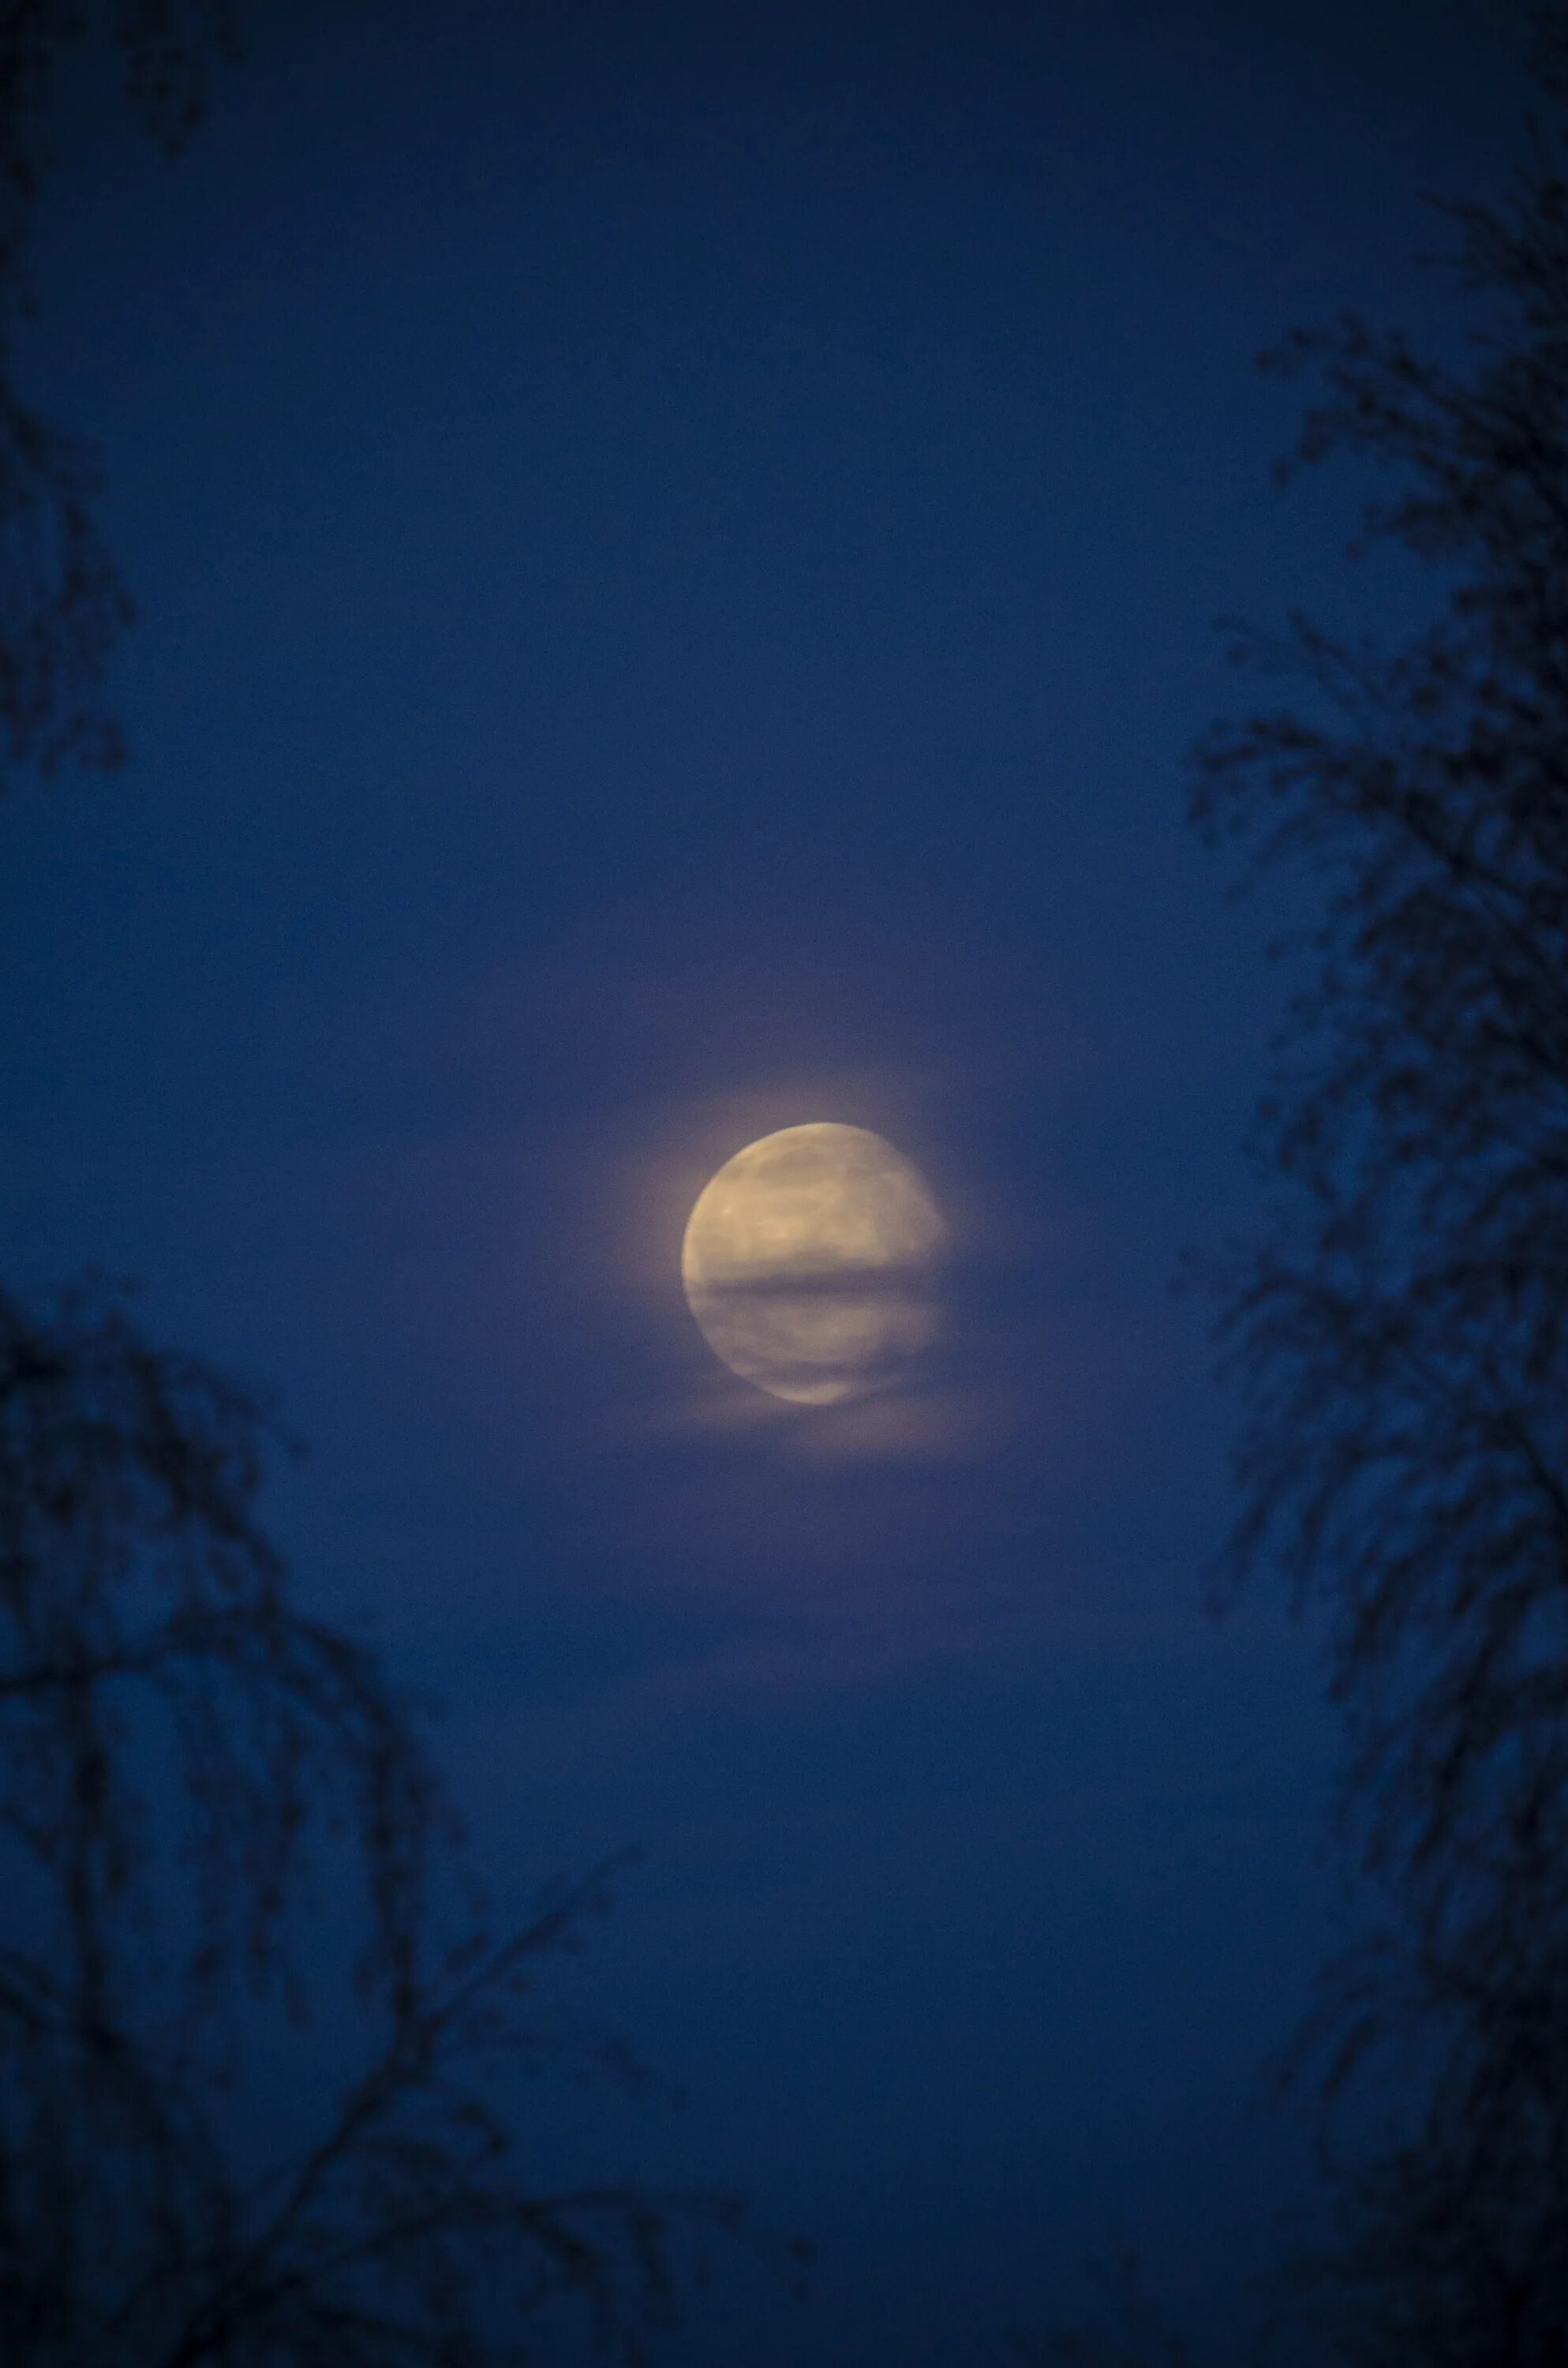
top-left (0, 2), bottom-right (1536, 2357)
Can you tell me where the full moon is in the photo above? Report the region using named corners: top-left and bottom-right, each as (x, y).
top-left (681, 1123), bottom-right (945, 1405)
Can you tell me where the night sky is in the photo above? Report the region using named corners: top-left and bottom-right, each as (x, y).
top-left (0, 2), bottom-right (1539, 2359)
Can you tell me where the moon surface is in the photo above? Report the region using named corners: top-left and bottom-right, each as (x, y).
top-left (681, 1123), bottom-right (945, 1405)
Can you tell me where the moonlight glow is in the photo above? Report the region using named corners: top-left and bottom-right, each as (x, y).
top-left (681, 1123), bottom-right (945, 1405)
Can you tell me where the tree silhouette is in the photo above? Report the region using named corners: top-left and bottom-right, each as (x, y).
top-left (1189, 9), bottom-right (1568, 2360)
top-left (0, 16), bottom-right (776, 2361)
top-left (0, 2), bottom-right (239, 791)
top-left (0, 1283), bottom-right (744, 2365)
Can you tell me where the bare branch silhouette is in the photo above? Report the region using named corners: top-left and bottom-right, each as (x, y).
top-left (0, 22), bottom-right (799, 2356)
top-left (0, 1282), bottom-right (768, 2363)
top-left (0, 2), bottom-right (239, 792)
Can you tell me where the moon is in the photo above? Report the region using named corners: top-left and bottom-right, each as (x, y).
top-left (681, 1123), bottom-right (945, 1405)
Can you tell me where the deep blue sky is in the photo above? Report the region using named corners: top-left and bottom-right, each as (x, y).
top-left (0, 2), bottom-right (1539, 2358)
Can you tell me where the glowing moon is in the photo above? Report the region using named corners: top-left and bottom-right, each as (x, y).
top-left (681, 1123), bottom-right (945, 1405)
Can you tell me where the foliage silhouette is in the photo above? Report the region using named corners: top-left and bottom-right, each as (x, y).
top-left (1188, 9), bottom-right (1568, 2359)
